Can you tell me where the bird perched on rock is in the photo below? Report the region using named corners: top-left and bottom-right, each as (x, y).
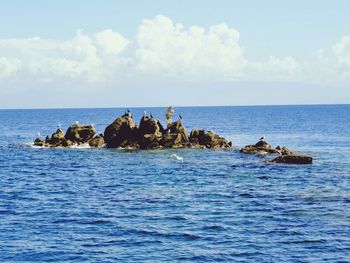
top-left (75, 121), bottom-right (79, 125)
top-left (57, 123), bottom-right (61, 129)
top-left (150, 112), bottom-right (153, 118)
top-left (259, 136), bottom-right (266, 141)
top-left (143, 111), bottom-right (147, 116)
top-left (179, 114), bottom-right (182, 120)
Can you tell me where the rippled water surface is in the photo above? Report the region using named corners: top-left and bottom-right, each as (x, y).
top-left (0, 105), bottom-right (350, 262)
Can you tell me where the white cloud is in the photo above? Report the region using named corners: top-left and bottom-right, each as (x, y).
top-left (332, 36), bottom-right (350, 67)
top-left (0, 57), bottom-right (21, 79)
top-left (94, 29), bottom-right (129, 55)
top-left (0, 15), bottom-right (348, 84)
top-left (135, 15), bottom-right (247, 80)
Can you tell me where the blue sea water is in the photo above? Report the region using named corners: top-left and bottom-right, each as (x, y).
top-left (0, 105), bottom-right (350, 262)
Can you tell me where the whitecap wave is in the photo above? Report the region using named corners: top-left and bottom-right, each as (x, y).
top-left (25, 142), bottom-right (103, 149)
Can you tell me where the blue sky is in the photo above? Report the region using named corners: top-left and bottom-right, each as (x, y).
top-left (0, 0), bottom-right (349, 108)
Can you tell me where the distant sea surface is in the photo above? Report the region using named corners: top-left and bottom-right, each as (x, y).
top-left (0, 105), bottom-right (349, 262)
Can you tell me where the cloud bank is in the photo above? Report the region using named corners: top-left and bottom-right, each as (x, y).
top-left (0, 15), bottom-right (350, 85)
top-left (0, 15), bottom-right (348, 84)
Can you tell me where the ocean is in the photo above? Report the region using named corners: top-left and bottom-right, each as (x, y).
top-left (0, 105), bottom-right (349, 262)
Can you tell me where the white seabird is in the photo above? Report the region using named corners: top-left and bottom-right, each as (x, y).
top-left (259, 136), bottom-right (266, 141)
top-left (170, 153), bottom-right (184, 162)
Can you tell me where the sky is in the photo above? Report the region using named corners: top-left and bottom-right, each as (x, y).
top-left (0, 0), bottom-right (349, 108)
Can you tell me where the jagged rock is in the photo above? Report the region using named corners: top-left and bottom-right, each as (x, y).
top-left (190, 130), bottom-right (232, 149)
top-left (60, 139), bottom-right (74, 147)
top-left (139, 116), bottom-right (163, 136)
top-left (50, 129), bottom-right (65, 144)
top-left (276, 145), bottom-right (294, 155)
top-left (240, 140), bottom-right (280, 154)
top-left (104, 114), bottom-right (138, 148)
top-left (162, 133), bottom-right (189, 148)
top-left (167, 120), bottom-right (188, 140)
top-left (32, 108), bottom-right (232, 151)
top-left (88, 134), bottom-right (105, 147)
top-left (138, 116), bottom-right (164, 149)
top-left (65, 124), bottom-right (96, 144)
top-left (268, 155), bottom-right (313, 164)
top-left (33, 137), bottom-right (44, 147)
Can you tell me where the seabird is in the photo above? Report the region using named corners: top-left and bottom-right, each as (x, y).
top-left (143, 111), bottom-right (147, 116)
top-left (57, 123), bottom-right (61, 129)
top-left (179, 114), bottom-right (182, 120)
top-left (37, 132), bottom-right (41, 137)
top-left (150, 112), bottom-right (153, 118)
top-left (259, 136), bottom-right (266, 141)
top-left (170, 153), bottom-right (184, 162)
top-left (167, 129), bottom-right (171, 134)
top-left (75, 121), bottom-right (79, 125)
top-left (90, 123), bottom-right (94, 127)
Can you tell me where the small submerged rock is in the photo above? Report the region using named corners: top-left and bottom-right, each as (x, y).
top-left (241, 138), bottom-right (313, 165)
top-left (267, 155), bottom-right (313, 164)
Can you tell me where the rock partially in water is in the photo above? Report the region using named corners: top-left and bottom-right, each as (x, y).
top-left (190, 130), bottom-right (232, 149)
top-left (241, 138), bottom-right (312, 164)
top-left (268, 154), bottom-right (313, 164)
top-left (162, 132), bottom-right (189, 149)
top-left (138, 115), bottom-right (163, 149)
top-left (88, 134), bottom-right (105, 148)
top-left (65, 124), bottom-right (96, 144)
top-left (276, 145), bottom-right (294, 156)
top-left (33, 137), bottom-right (45, 147)
top-left (104, 114), bottom-right (138, 148)
top-left (161, 120), bottom-right (190, 149)
top-left (43, 128), bottom-right (66, 147)
top-left (167, 120), bottom-right (188, 141)
top-left (33, 107), bottom-right (232, 150)
top-left (240, 140), bottom-right (280, 154)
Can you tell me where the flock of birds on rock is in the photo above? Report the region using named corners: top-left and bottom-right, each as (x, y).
top-left (35, 107), bottom-right (271, 164)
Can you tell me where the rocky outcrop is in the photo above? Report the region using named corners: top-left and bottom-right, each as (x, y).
top-left (33, 124), bottom-right (96, 148)
top-left (33, 137), bottom-right (45, 147)
top-left (104, 114), bottom-right (138, 148)
top-left (33, 107), bottom-right (233, 151)
top-left (240, 140), bottom-right (281, 155)
top-left (160, 120), bottom-right (190, 149)
top-left (190, 130), bottom-right (232, 149)
top-left (267, 155), bottom-right (313, 164)
top-left (65, 124), bottom-right (96, 144)
top-left (88, 134), bottom-right (105, 148)
top-left (138, 115), bottom-right (164, 149)
top-left (240, 138), bottom-right (313, 165)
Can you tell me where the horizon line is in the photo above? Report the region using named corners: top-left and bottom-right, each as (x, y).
top-left (0, 102), bottom-right (349, 111)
